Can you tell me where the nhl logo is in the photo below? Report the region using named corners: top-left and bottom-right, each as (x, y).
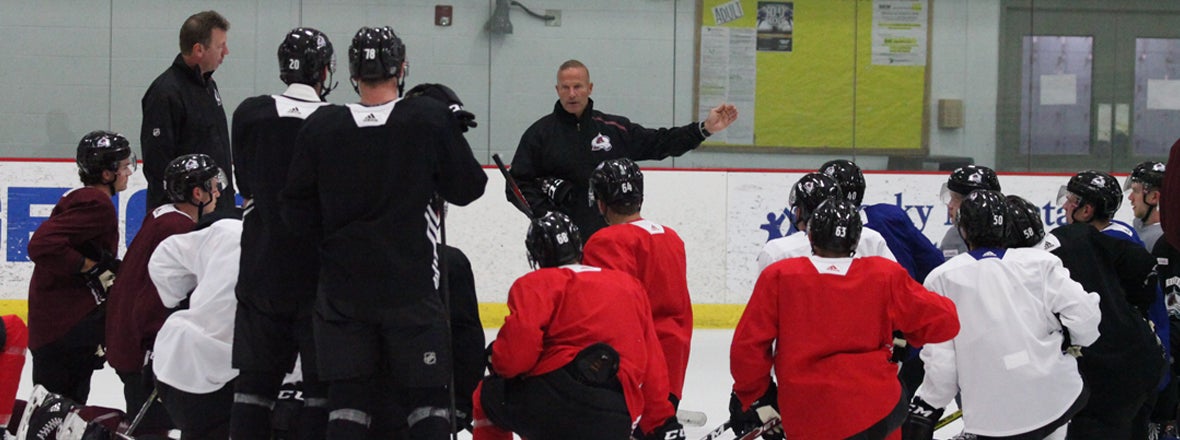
top-left (423, 351), bottom-right (437, 365)
top-left (591, 133), bottom-right (613, 152)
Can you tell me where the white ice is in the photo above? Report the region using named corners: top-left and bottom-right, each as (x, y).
top-left (15, 329), bottom-right (964, 439)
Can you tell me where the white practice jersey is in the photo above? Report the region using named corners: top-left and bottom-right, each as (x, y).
top-left (917, 247), bottom-right (1101, 437)
top-left (756, 227), bottom-right (895, 272)
top-left (149, 219), bottom-right (242, 394)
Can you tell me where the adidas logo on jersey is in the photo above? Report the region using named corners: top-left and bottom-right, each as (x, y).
top-left (286, 107), bottom-right (301, 115)
top-left (825, 265), bottom-right (839, 272)
top-left (363, 113), bottom-right (379, 123)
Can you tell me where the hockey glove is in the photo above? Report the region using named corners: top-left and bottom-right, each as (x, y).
top-left (640, 417), bottom-right (686, 440)
top-left (81, 251), bottom-right (120, 304)
top-left (539, 177), bottom-right (574, 208)
top-left (728, 382), bottom-right (784, 440)
top-left (405, 83), bottom-right (478, 132)
top-left (901, 396), bottom-right (944, 440)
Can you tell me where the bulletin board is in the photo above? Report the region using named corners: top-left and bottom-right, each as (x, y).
top-left (696, 0), bottom-right (930, 152)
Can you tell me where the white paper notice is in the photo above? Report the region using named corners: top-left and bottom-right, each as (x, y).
top-left (1147, 79), bottom-right (1180, 110)
top-left (1040, 74), bottom-right (1077, 106)
top-left (698, 26), bottom-right (757, 145)
top-left (871, 0), bottom-right (927, 66)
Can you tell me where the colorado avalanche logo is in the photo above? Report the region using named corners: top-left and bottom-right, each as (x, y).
top-left (968, 173), bottom-right (983, 184)
top-left (1091, 176), bottom-right (1105, 187)
top-left (591, 133), bottom-right (613, 152)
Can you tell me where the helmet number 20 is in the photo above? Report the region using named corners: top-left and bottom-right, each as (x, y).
top-left (288, 59), bottom-right (300, 70)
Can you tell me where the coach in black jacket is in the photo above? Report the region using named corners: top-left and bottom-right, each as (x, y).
top-left (507, 59), bottom-right (737, 241)
top-left (141, 10), bottom-right (236, 214)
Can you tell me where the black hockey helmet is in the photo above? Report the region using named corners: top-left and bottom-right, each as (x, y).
top-left (941, 165), bottom-right (1001, 204)
top-left (589, 158), bottom-right (644, 209)
top-left (1125, 161), bottom-right (1166, 191)
top-left (807, 198), bottom-right (863, 255)
top-left (525, 212), bottom-right (583, 269)
top-left (278, 27), bottom-right (336, 97)
top-left (956, 189), bottom-right (1009, 249)
top-left (1059, 170), bottom-right (1121, 221)
top-left (1005, 194), bottom-right (1044, 248)
top-left (164, 154), bottom-right (226, 204)
top-left (789, 173), bottom-right (843, 227)
top-left (76, 130), bottom-right (135, 183)
top-left (818, 159), bottom-right (866, 206)
top-left (348, 26), bottom-right (405, 81)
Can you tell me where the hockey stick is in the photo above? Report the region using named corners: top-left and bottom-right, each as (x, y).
top-left (119, 387), bottom-right (158, 438)
top-left (431, 195), bottom-right (460, 440)
top-left (491, 153), bottom-right (534, 218)
top-left (935, 409), bottom-right (962, 430)
top-left (697, 417), bottom-right (781, 440)
top-left (678, 409), bottom-right (707, 427)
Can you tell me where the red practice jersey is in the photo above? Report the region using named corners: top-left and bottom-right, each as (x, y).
top-left (27, 187), bottom-right (118, 350)
top-left (105, 205), bottom-right (194, 373)
top-left (491, 264), bottom-right (675, 433)
top-left (583, 219), bottom-right (692, 398)
top-left (731, 256), bottom-right (959, 440)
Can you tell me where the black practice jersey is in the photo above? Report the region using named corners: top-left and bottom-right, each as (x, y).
top-left (233, 85), bottom-right (329, 308)
top-left (281, 95), bottom-right (487, 308)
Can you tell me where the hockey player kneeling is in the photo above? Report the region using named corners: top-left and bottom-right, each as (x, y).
top-left (472, 212), bottom-right (684, 440)
top-left (12, 385), bottom-right (125, 440)
top-left (731, 198), bottom-right (960, 440)
top-left (906, 190), bottom-right (1101, 440)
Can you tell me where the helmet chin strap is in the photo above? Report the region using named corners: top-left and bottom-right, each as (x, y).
top-left (1141, 191), bottom-right (1158, 222)
top-left (320, 66), bottom-right (337, 99)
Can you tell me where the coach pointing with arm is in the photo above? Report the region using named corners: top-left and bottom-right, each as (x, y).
top-left (507, 59), bottom-right (738, 241)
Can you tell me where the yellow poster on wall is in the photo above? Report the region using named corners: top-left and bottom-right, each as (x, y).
top-left (697, 0), bottom-right (928, 152)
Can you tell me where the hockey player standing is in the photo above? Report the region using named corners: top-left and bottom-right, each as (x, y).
top-left (1126, 161), bottom-right (1167, 250)
top-left (28, 131), bottom-right (135, 404)
top-left (472, 212), bottom-right (682, 440)
top-left (581, 159), bottom-right (691, 418)
top-left (1060, 170), bottom-right (1175, 438)
top-left (757, 173), bottom-right (895, 271)
top-left (148, 213), bottom-right (242, 440)
top-left (105, 153), bottom-right (223, 436)
top-left (280, 26), bottom-right (487, 440)
top-left (907, 190), bottom-right (1101, 440)
top-left (1007, 194), bottom-right (1165, 439)
top-left (936, 165), bottom-right (1001, 259)
top-left (731, 198), bottom-right (959, 440)
top-left (229, 27), bottom-right (335, 440)
top-left (819, 160), bottom-right (944, 283)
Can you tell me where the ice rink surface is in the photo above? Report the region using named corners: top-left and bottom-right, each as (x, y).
top-left (15, 329), bottom-right (964, 439)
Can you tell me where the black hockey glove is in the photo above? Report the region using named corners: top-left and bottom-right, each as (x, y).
top-left (81, 251), bottom-right (120, 304)
top-left (640, 417), bottom-right (686, 440)
top-left (539, 177), bottom-right (574, 208)
top-left (728, 382), bottom-right (784, 440)
top-left (405, 83), bottom-right (478, 132)
top-left (901, 396), bottom-right (943, 440)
